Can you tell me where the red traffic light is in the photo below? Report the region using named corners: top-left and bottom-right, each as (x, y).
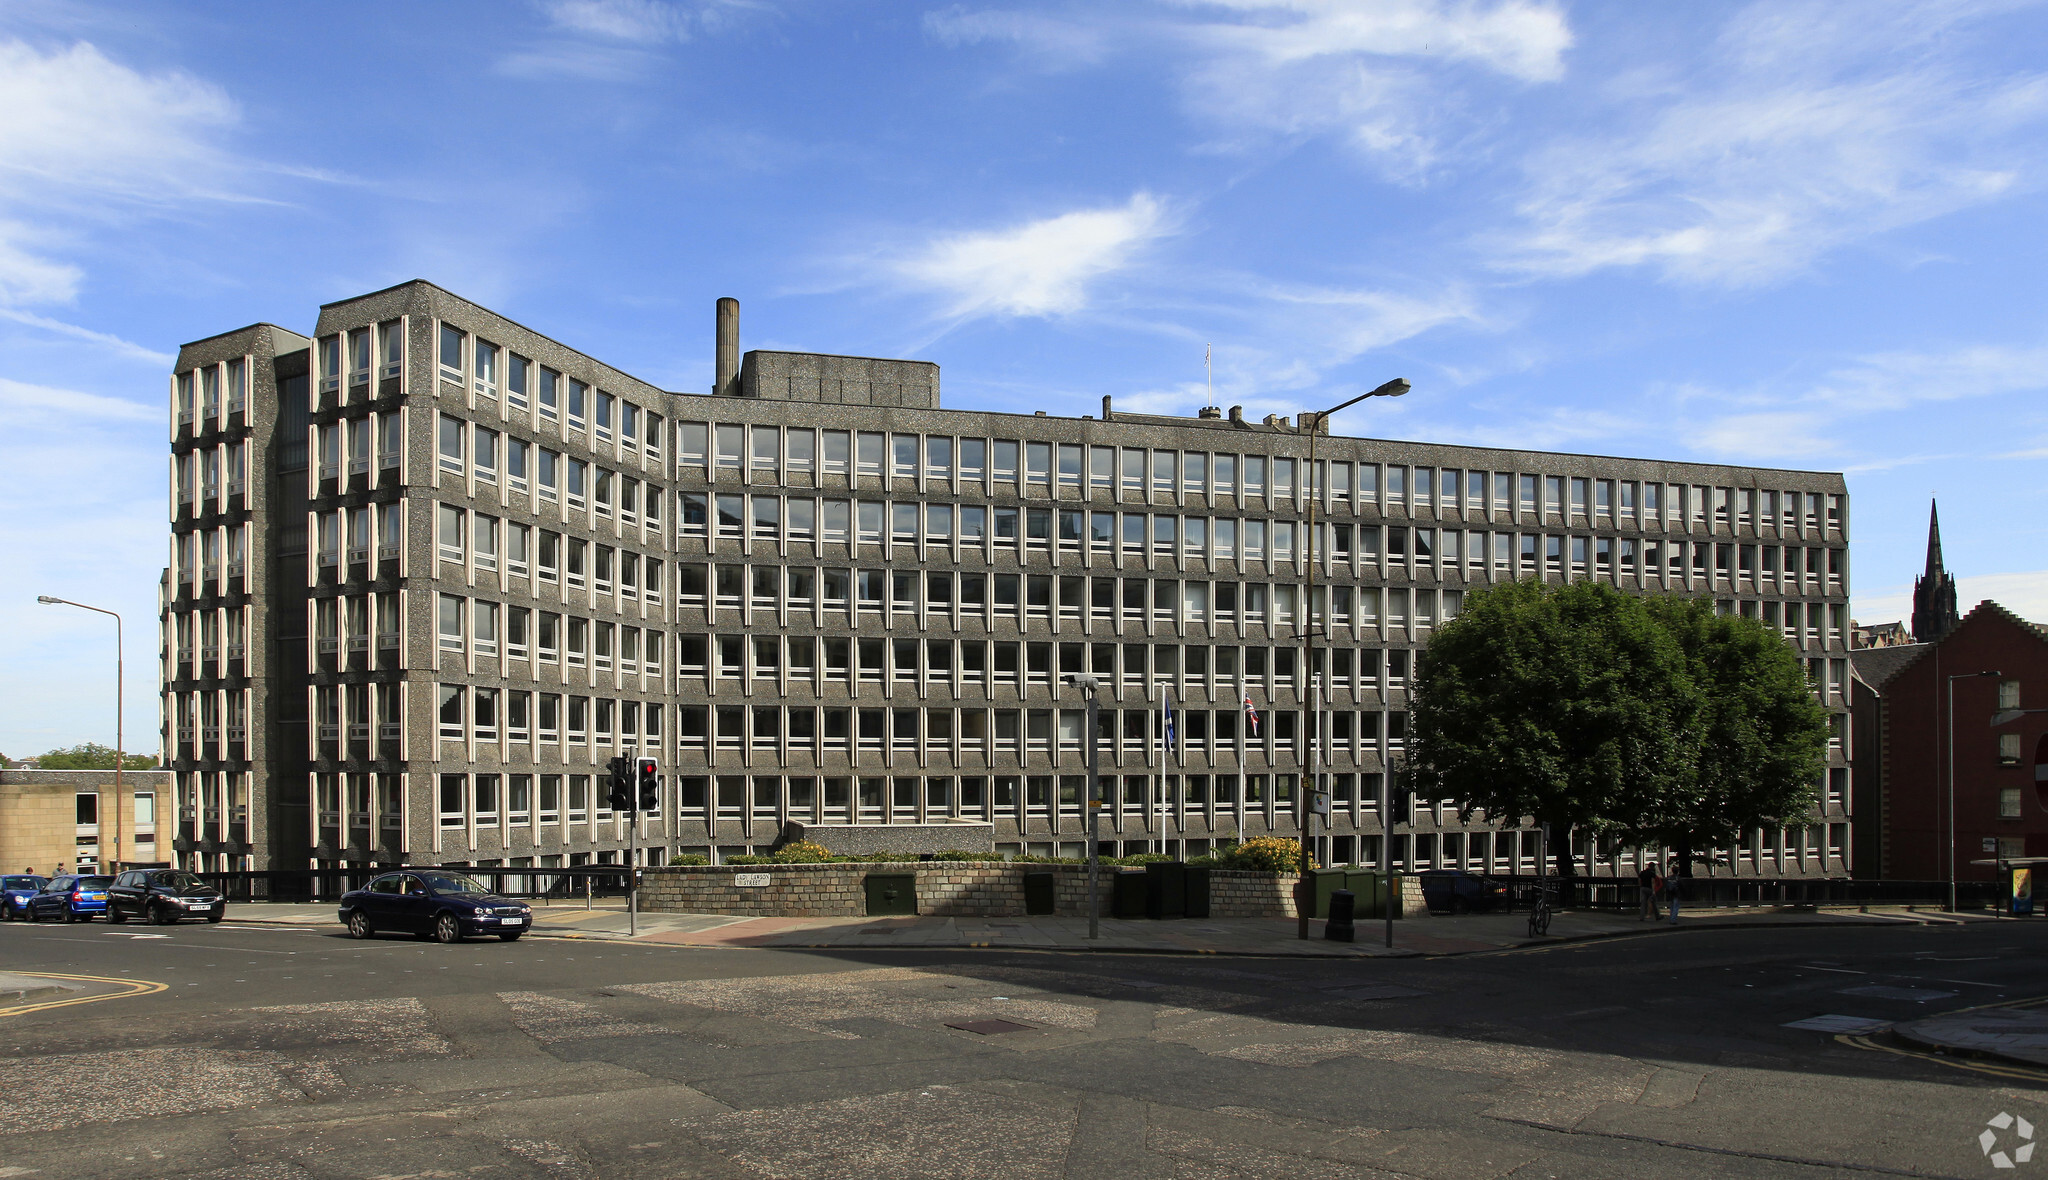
top-left (636, 758), bottom-right (657, 775)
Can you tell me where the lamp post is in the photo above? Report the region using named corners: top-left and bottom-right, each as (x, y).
top-left (1947, 670), bottom-right (2002, 912)
top-left (1066, 673), bottom-right (1104, 939)
top-left (1296, 378), bottom-right (1410, 939)
top-left (38, 596), bottom-right (125, 874)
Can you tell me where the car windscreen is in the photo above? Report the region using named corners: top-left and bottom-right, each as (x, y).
top-left (1, 877), bottom-right (39, 889)
top-left (152, 871), bottom-right (211, 891)
top-left (421, 873), bottom-right (490, 896)
top-left (76, 877), bottom-right (113, 888)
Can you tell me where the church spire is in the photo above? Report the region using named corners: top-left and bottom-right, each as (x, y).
top-left (1911, 498), bottom-right (1960, 643)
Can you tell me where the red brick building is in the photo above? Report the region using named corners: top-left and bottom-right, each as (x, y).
top-left (1850, 601), bottom-right (2048, 883)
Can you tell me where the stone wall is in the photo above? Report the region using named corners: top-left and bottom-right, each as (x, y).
top-left (637, 862), bottom-right (1312, 919)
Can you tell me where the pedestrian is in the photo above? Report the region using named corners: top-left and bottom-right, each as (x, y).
top-left (1638, 862), bottom-right (1661, 921)
top-left (1666, 859), bottom-right (1684, 924)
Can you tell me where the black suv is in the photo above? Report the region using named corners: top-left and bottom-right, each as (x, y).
top-left (107, 869), bottom-right (227, 925)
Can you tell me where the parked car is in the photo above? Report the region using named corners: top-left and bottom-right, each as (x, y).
top-left (1417, 870), bottom-right (1512, 914)
top-left (25, 875), bottom-right (113, 923)
top-left (107, 869), bottom-right (226, 925)
top-left (337, 870), bottom-right (533, 943)
top-left (1, 876), bottom-right (47, 921)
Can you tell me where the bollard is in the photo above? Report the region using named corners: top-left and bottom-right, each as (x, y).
top-left (1325, 889), bottom-right (1357, 943)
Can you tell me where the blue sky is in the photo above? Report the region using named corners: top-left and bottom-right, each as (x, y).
top-left (2, 0), bottom-right (2045, 755)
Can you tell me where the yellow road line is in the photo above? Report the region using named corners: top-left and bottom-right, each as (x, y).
top-left (1, 971), bottom-right (168, 1018)
top-left (1837, 1033), bottom-right (2048, 1084)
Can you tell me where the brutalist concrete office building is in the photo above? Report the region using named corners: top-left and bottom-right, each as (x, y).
top-left (162, 280), bottom-right (1855, 878)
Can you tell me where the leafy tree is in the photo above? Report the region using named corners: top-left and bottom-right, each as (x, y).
top-left (35, 743), bottom-right (157, 770)
top-left (1406, 581), bottom-right (1697, 880)
top-left (1621, 598), bottom-right (1830, 875)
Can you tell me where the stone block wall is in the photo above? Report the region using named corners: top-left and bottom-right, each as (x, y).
top-left (636, 862), bottom-right (1312, 919)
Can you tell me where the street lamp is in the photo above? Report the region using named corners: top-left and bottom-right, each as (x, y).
top-left (38, 596), bottom-right (126, 874)
top-left (1947, 670), bottom-right (2002, 912)
top-left (1297, 377), bottom-right (1410, 940)
top-left (1065, 673), bottom-right (1104, 940)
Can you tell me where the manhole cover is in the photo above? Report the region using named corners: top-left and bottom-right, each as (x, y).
top-left (1784, 1014), bottom-right (1892, 1034)
top-left (946, 1018), bottom-right (1035, 1035)
top-left (1839, 985), bottom-right (1957, 1002)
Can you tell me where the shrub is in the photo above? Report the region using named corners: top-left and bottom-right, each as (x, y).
top-left (770, 840), bottom-right (833, 864)
top-left (1219, 836), bottom-right (1306, 874)
top-left (725, 854), bottom-right (774, 865)
top-left (930, 850), bottom-right (994, 861)
top-left (668, 853), bottom-right (710, 866)
top-left (1114, 853), bottom-right (1175, 866)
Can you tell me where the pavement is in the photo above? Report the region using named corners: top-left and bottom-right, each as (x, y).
top-left (215, 898), bottom-right (2011, 957)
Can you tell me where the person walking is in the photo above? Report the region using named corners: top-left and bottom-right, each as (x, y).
top-left (1638, 862), bottom-right (1661, 921)
top-left (1666, 859), bottom-right (1684, 924)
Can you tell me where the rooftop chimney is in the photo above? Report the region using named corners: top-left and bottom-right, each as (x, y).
top-left (715, 297), bottom-right (740, 396)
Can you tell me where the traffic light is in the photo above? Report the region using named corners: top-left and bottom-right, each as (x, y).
top-left (636, 757), bottom-right (660, 813)
top-left (606, 756), bottom-right (634, 813)
top-left (1388, 783), bottom-right (1414, 827)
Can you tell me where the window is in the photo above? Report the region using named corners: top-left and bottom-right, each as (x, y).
top-left (438, 324), bottom-right (464, 383)
top-left (2000, 680), bottom-right (2021, 710)
top-left (2001, 787), bottom-right (2022, 817)
top-left (473, 339), bottom-right (499, 400)
top-left (438, 415), bottom-right (464, 475)
top-left (2001, 734), bottom-right (2024, 767)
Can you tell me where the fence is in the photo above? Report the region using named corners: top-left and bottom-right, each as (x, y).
top-left (193, 865), bottom-right (635, 905)
top-left (1493, 874), bottom-right (2007, 911)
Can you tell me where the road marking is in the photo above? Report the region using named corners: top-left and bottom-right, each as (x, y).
top-left (1802, 965), bottom-right (1865, 974)
top-left (0, 971), bottom-right (168, 1018)
top-left (1839, 1033), bottom-right (2048, 1084)
top-left (107, 933), bottom-right (169, 939)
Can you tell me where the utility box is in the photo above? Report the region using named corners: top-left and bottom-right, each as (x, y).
top-left (863, 873), bottom-right (917, 916)
top-left (1309, 868), bottom-right (1350, 919)
top-left (1022, 871), bottom-right (1057, 916)
top-left (1325, 889), bottom-right (1357, 942)
top-left (1185, 866), bottom-right (1212, 919)
top-left (1145, 861), bottom-right (1188, 919)
top-left (1111, 869), bottom-right (1148, 919)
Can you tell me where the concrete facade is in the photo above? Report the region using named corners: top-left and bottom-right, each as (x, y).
top-left (161, 281), bottom-right (1856, 881)
top-left (0, 769), bottom-right (174, 876)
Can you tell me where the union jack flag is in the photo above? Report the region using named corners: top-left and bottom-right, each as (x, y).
top-left (1243, 691), bottom-right (1260, 736)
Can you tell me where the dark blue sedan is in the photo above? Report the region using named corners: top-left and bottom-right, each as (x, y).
top-left (25, 875), bottom-right (114, 923)
top-left (1, 875), bottom-right (47, 921)
top-left (338, 870), bottom-right (532, 943)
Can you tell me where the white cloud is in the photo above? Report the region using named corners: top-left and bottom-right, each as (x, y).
top-left (928, 1), bottom-right (1571, 177)
top-left (896, 193), bottom-right (1174, 319)
top-left (0, 308), bottom-right (171, 364)
top-left (1178, 0), bottom-right (1571, 83)
top-left (1496, 0), bottom-right (2048, 286)
top-left (543, 0), bottom-right (700, 41)
top-left (0, 376), bottom-right (159, 424)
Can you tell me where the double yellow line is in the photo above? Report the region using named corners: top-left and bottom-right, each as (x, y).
top-left (0, 971), bottom-right (167, 1018)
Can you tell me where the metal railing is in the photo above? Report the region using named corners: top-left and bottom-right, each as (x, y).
top-left (192, 865), bottom-right (635, 905)
top-left (1484, 874), bottom-right (2007, 911)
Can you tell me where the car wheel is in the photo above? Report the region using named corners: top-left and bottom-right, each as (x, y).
top-left (206, 912), bottom-right (223, 924)
top-left (107, 902), bottom-right (128, 924)
top-left (1, 900), bottom-right (14, 921)
top-left (347, 911), bottom-right (373, 940)
top-left (434, 912), bottom-right (463, 944)
top-left (24, 904), bottom-right (38, 923)
top-left (63, 907), bottom-right (79, 923)
top-left (497, 931), bottom-right (522, 942)
top-left (153, 903), bottom-right (178, 925)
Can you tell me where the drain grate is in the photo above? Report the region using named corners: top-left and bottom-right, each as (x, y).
top-left (946, 1018), bottom-right (1035, 1035)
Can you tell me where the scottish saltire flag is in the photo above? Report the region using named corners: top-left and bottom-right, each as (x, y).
top-left (1243, 691), bottom-right (1260, 736)
top-left (1161, 690), bottom-right (1176, 750)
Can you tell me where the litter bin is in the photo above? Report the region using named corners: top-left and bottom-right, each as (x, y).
top-left (1111, 869), bottom-right (1148, 919)
top-left (1145, 861), bottom-right (1188, 919)
top-left (1325, 889), bottom-right (1357, 942)
top-left (1022, 871), bottom-right (1057, 916)
top-left (1185, 866), bottom-right (1212, 919)
top-left (863, 873), bottom-right (916, 916)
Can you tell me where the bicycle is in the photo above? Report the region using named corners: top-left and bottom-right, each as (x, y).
top-left (1527, 883), bottom-right (1553, 938)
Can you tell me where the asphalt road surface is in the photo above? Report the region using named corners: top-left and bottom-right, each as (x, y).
top-left (0, 916), bottom-right (2043, 1180)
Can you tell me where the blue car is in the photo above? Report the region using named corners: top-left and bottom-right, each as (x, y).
top-left (25, 875), bottom-right (113, 923)
top-left (1, 875), bottom-right (46, 921)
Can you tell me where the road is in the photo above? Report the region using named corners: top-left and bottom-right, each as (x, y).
top-left (0, 916), bottom-right (2043, 1179)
